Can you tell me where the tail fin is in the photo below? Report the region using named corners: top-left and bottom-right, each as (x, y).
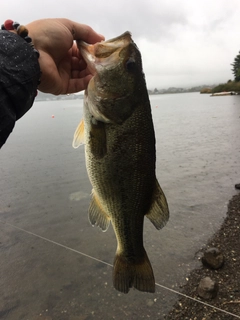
top-left (113, 251), bottom-right (155, 294)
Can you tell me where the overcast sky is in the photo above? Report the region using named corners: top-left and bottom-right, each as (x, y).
top-left (1, 0), bottom-right (240, 89)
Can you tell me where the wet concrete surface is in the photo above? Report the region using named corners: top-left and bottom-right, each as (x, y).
top-left (0, 93), bottom-right (240, 319)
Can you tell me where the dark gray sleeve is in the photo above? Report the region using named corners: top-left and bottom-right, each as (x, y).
top-left (0, 30), bottom-right (41, 148)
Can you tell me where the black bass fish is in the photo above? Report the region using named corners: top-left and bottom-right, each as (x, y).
top-left (73, 32), bottom-right (169, 293)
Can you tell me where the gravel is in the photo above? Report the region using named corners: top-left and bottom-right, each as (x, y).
top-left (165, 192), bottom-right (240, 320)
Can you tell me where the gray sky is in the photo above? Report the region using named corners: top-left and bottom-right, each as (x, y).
top-left (1, 0), bottom-right (240, 89)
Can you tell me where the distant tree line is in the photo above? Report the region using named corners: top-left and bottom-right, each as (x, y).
top-left (152, 51), bottom-right (240, 95)
top-left (211, 50), bottom-right (240, 93)
top-left (149, 85), bottom-right (213, 95)
top-left (231, 51), bottom-right (240, 82)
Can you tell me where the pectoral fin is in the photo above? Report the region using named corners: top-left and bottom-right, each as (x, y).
top-left (89, 191), bottom-right (110, 232)
top-left (146, 179), bottom-right (169, 230)
top-left (72, 119), bottom-right (85, 148)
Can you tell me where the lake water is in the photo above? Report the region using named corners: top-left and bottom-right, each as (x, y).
top-left (0, 93), bottom-right (240, 319)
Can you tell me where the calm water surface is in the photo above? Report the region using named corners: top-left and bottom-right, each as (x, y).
top-left (0, 93), bottom-right (240, 319)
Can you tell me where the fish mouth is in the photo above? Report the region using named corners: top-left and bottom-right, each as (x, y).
top-left (78, 31), bottom-right (133, 75)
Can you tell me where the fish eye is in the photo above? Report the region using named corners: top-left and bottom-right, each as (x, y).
top-left (125, 58), bottom-right (136, 72)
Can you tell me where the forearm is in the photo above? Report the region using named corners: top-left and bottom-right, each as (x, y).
top-left (0, 30), bottom-right (41, 148)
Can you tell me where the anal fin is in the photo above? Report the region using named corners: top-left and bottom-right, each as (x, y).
top-left (89, 191), bottom-right (110, 232)
top-left (146, 179), bottom-right (169, 230)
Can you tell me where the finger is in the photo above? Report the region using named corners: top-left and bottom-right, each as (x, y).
top-left (71, 56), bottom-right (87, 72)
top-left (73, 23), bottom-right (105, 43)
top-left (71, 42), bottom-right (80, 57)
top-left (67, 75), bottom-right (92, 94)
top-left (71, 68), bottom-right (91, 79)
top-left (60, 18), bottom-right (105, 44)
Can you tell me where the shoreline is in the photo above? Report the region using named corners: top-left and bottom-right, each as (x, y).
top-left (165, 191), bottom-right (240, 319)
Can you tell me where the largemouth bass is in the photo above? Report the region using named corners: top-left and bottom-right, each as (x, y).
top-left (73, 32), bottom-right (169, 293)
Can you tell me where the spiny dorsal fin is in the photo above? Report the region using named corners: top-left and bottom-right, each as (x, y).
top-left (72, 119), bottom-right (85, 148)
top-left (146, 179), bottom-right (169, 230)
top-left (89, 191), bottom-right (110, 232)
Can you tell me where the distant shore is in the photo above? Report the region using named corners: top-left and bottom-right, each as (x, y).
top-left (201, 80), bottom-right (240, 95)
top-left (35, 82), bottom-right (240, 101)
top-left (35, 91), bottom-right (84, 102)
top-left (148, 85), bottom-right (216, 95)
top-left (36, 86), bottom-right (214, 101)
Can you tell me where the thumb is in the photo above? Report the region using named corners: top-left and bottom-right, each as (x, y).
top-left (59, 18), bottom-right (104, 44)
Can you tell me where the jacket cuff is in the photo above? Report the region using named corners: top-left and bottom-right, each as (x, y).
top-left (0, 31), bottom-right (41, 147)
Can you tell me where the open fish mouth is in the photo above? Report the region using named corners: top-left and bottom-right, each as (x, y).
top-left (78, 32), bottom-right (133, 76)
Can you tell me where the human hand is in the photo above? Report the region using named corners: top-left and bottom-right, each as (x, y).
top-left (26, 18), bottom-right (104, 95)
